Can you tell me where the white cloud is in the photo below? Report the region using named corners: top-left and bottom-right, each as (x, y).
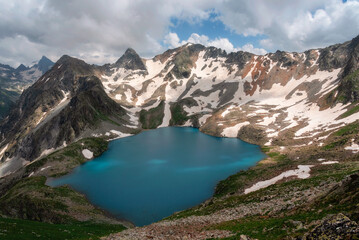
top-left (165, 32), bottom-right (267, 55)
top-left (164, 32), bottom-right (182, 48)
top-left (216, 0), bottom-right (359, 51)
top-left (240, 44), bottom-right (267, 55)
top-left (0, 0), bottom-right (217, 66)
top-left (0, 0), bottom-right (358, 66)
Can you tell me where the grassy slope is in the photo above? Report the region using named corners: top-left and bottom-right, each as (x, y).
top-left (210, 166), bottom-right (359, 240)
top-left (25, 137), bottom-right (108, 178)
top-left (139, 101), bottom-right (165, 129)
top-left (0, 217), bottom-right (125, 240)
top-left (0, 137), bottom-right (127, 238)
top-left (165, 123), bottom-right (359, 239)
top-left (1, 122), bottom-right (359, 239)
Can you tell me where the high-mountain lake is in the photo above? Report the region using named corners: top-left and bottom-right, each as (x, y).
top-left (48, 127), bottom-right (266, 226)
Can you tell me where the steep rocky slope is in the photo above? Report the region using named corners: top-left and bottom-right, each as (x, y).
top-left (1, 35), bottom-right (359, 177)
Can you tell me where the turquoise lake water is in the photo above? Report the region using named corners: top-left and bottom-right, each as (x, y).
top-left (48, 127), bottom-right (265, 226)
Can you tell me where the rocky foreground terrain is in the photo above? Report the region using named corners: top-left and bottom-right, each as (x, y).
top-left (0, 35), bottom-right (359, 239)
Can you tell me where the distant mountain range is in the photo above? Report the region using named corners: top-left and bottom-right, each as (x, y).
top-left (0, 56), bottom-right (54, 119)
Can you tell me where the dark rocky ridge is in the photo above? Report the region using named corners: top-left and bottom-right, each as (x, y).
top-left (1, 34), bottom-right (359, 175)
top-left (18, 76), bottom-right (126, 160)
top-left (34, 56), bottom-right (54, 73)
top-left (336, 35), bottom-right (359, 103)
top-left (16, 64), bottom-right (29, 72)
top-left (115, 48), bottom-right (147, 71)
top-left (0, 55), bottom-right (124, 162)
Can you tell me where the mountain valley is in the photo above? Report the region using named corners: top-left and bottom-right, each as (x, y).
top-left (0, 35), bottom-right (359, 239)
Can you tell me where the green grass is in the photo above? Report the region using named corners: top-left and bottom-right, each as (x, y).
top-left (260, 146), bottom-right (271, 153)
top-left (321, 122), bottom-right (359, 150)
top-left (267, 152), bottom-right (280, 158)
top-left (0, 174), bottom-right (121, 224)
top-left (166, 160), bottom-right (359, 222)
top-left (336, 69), bottom-right (359, 103)
top-left (207, 166), bottom-right (359, 240)
top-left (0, 177), bottom-right (81, 222)
top-left (172, 48), bottom-right (193, 79)
top-left (0, 217), bottom-right (125, 240)
top-left (334, 122), bottom-right (359, 136)
top-left (1, 138), bottom-right (111, 223)
top-left (212, 210), bottom-right (337, 240)
top-left (139, 101), bottom-right (165, 129)
top-left (213, 152), bottom-right (289, 198)
top-left (322, 138), bottom-right (349, 150)
top-left (170, 103), bottom-right (189, 125)
top-left (25, 137), bottom-right (108, 177)
top-left (338, 104), bottom-right (359, 119)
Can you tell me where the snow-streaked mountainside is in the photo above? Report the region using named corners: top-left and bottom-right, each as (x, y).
top-left (0, 56), bottom-right (54, 119)
top-left (0, 36), bottom-right (359, 177)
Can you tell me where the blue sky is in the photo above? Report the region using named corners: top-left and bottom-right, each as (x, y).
top-left (170, 12), bottom-right (266, 51)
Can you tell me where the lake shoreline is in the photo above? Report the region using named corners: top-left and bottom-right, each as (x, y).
top-left (48, 127), bottom-right (266, 226)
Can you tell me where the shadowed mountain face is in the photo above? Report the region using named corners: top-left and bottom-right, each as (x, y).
top-left (1, 35), bottom-right (359, 177)
top-left (33, 56), bottom-right (54, 73)
top-left (114, 48), bottom-right (147, 71)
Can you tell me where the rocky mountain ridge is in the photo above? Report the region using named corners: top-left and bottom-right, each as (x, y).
top-left (0, 35), bottom-right (358, 239)
top-left (1, 36), bottom-right (359, 177)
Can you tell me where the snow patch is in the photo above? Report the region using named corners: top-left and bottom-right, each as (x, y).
top-left (82, 149), bottom-right (93, 159)
top-left (244, 165), bottom-right (313, 194)
top-left (40, 166), bottom-right (51, 171)
top-left (344, 141), bottom-right (359, 153)
top-left (109, 130), bottom-right (133, 140)
top-left (221, 105), bottom-right (236, 118)
top-left (158, 102), bottom-right (171, 128)
top-left (40, 148), bottom-right (55, 157)
top-left (222, 121), bottom-right (250, 138)
top-left (321, 161), bottom-right (339, 165)
top-left (0, 144), bottom-right (9, 159)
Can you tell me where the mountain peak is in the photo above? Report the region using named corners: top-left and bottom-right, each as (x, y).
top-left (16, 63), bottom-right (29, 72)
top-left (124, 48), bottom-right (138, 56)
top-left (39, 56), bottom-right (52, 64)
top-left (115, 48), bottom-right (146, 71)
top-left (56, 55), bottom-right (85, 65)
top-left (53, 55), bottom-right (93, 76)
top-left (33, 55), bottom-right (54, 73)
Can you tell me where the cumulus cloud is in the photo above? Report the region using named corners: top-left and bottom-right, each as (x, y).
top-left (240, 44), bottom-right (267, 55)
top-left (164, 33), bottom-right (182, 48)
top-left (217, 0), bottom-right (359, 51)
top-left (165, 32), bottom-right (267, 55)
top-left (0, 0), bottom-right (358, 66)
top-left (0, 0), bottom-right (217, 66)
